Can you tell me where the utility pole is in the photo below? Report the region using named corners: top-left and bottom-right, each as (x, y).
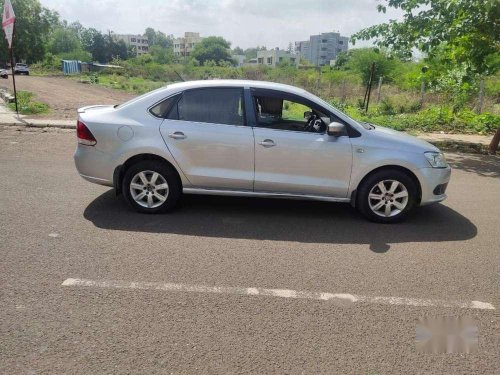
top-left (8, 27), bottom-right (17, 113)
top-left (476, 79), bottom-right (485, 114)
top-left (364, 62), bottom-right (376, 112)
top-left (420, 81), bottom-right (426, 107)
top-left (2, 0), bottom-right (17, 113)
top-left (376, 76), bottom-right (383, 104)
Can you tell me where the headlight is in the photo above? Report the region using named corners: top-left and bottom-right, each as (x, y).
top-left (424, 151), bottom-right (448, 168)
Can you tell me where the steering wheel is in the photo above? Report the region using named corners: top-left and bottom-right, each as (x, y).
top-left (304, 114), bottom-right (325, 133)
top-left (304, 114), bottom-right (317, 132)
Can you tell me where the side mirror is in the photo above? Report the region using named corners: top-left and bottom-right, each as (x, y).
top-left (327, 122), bottom-right (345, 137)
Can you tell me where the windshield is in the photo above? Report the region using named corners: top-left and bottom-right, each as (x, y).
top-left (115, 85), bottom-right (170, 109)
top-left (313, 95), bottom-right (375, 130)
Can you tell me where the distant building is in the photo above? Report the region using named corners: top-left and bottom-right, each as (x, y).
top-left (256, 48), bottom-right (299, 68)
top-left (232, 54), bottom-right (246, 67)
top-left (294, 41), bottom-right (310, 63)
top-left (295, 32), bottom-right (348, 66)
top-left (245, 58), bottom-right (258, 66)
top-left (113, 34), bottom-right (149, 56)
top-left (174, 32), bottom-right (204, 58)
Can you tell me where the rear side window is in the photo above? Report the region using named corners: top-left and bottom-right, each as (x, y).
top-left (149, 95), bottom-right (180, 118)
top-left (171, 88), bottom-right (245, 126)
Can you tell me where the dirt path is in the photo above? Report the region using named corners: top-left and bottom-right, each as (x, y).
top-left (0, 75), bottom-right (135, 120)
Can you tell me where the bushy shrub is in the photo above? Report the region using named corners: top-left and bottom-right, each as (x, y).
top-left (378, 98), bottom-right (396, 115)
top-left (9, 91), bottom-right (49, 115)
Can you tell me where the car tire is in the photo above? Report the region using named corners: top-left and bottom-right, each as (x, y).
top-left (356, 169), bottom-right (418, 223)
top-left (122, 160), bottom-right (181, 214)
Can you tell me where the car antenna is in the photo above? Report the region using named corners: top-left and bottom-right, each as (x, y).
top-left (174, 70), bottom-right (185, 82)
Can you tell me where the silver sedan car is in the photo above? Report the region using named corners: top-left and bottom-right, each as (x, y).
top-left (74, 80), bottom-right (450, 223)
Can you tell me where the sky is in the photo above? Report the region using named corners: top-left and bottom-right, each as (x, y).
top-left (39, 0), bottom-right (404, 49)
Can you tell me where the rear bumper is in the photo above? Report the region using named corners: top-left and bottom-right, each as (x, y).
top-left (74, 144), bottom-right (114, 186)
top-left (418, 166), bottom-right (451, 206)
top-left (78, 173), bottom-right (113, 186)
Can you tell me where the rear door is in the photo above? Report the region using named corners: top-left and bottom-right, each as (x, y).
top-left (159, 87), bottom-right (254, 190)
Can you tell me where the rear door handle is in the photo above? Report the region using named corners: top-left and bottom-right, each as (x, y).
top-left (168, 131), bottom-right (186, 140)
top-left (258, 139), bottom-right (276, 148)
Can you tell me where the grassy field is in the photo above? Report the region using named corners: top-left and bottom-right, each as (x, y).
top-left (29, 62), bottom-right (500, 134)
top-left (8, 91), bottom-right (50, 115)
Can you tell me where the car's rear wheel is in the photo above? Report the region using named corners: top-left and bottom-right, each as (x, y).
top-left (356, 169), bottom-right (418, 223)
top-left (122, 160), bottom-right (181, 214)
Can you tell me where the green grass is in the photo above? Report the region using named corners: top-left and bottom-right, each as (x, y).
top-left (91, 73), bottom-right (165, 94)
top-left (8, 91), bottom-right (50, 115)
top-left (342, 104), bottom-right (499, 134)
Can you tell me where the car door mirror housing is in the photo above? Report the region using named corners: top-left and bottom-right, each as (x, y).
top-left (327, 122), bottom-right (345, 137)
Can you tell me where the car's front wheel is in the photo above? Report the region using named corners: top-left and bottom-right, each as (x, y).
top-left (356, 169), bottom-right (418, 223)
top-left (122, 160), bottom-right (181, 214)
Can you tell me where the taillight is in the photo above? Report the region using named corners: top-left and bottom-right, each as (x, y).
top-left (77, 121), bottom-right (97, 146)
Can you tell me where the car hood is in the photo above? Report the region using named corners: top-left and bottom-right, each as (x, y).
top-left (366, 123), bottom-right (439, 153)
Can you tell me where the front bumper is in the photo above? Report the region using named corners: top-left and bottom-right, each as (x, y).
top-left (418, 166), bottom-right (451, 205)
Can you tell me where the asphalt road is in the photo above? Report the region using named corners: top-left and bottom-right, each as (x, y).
top-left (1, 125), bottom-right (499, 374)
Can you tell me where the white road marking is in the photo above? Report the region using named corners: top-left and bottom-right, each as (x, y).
top-left (48, 233), bottom-right (59, 238)
top-left (61, 278), bottom-right (495, 310)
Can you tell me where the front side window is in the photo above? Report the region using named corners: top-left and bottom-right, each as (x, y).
top-left (253, 94), bottom-right (329, 133)
top-left (170, 88), bottom-right (245, 126)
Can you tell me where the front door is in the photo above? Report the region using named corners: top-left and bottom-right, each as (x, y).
top-left (251, 90), bottom-right (352, 197)
top-left (160, 87), bottom-right (254, 190)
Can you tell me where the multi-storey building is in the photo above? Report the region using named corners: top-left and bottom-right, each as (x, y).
top-left (256, 48), bottom-right (299, 68)
top-left (113, 34), bottom-right (149, 56)
top-left (295, 32), bottom-right (348, 66)
top-left (173, 32), bottom-right (204, 58)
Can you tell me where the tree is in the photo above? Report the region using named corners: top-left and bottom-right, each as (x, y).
top-left (81, 28), bottom-right (106, 62)
top-left (150, 45), bottom-right (174, 64)
top-left (352, 0), bottom-right (500, 153)
top-left (191, 36), bottom-right (232, 65)
top-left (144, 27), bottom-right (157, 46)
top-left (106, 36), bottom-right (128, 61)
top-left (0, 0), bottom-right (59, 64)
top-left (352, 0), bottom-right (499, 75)
top-left (144, 28), bottom-right (173, 48)
top-left (49, 27), bottom-right (81, 54)
top-left (334, 48), bottom-right (400, 84)
top-left (232, 46), bottom-right (244, 55)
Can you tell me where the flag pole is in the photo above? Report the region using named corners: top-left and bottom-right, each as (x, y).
top-left (9, 20), bottom-right (17, 114)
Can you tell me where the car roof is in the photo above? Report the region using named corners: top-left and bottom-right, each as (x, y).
top-left (166, 79), bottom-right (308, 96)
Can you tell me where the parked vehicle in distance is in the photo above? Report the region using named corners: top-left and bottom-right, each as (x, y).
top-left (0, 69), bottom-right (8, 78)
top-left (74, 80), bottom-right (450, 223)
top-left (14, 63), bottom-right (29, 75)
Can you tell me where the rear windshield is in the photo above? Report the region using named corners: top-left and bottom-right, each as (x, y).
top-left (115, 85), bottom-right (170, 110)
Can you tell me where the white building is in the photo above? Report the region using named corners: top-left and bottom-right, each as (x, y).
top-left (174, 32), bottom-right (204, 58)
top-left (256, 48), bottom-right (299, 68)
top-left (113, 34), bottom-right (149, 56)
top-left (295, 32), bottom-right (348, 66)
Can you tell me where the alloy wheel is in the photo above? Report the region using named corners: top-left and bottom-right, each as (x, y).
top-left (129, 170), bottom-right (169, 208)
top-left (368, 179), bottom-right (409, 218)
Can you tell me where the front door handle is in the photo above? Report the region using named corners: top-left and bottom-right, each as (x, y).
top-left (168, 131), bottom-right (186, 140)
top-left (258, 139), bottom-right (276, 148)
